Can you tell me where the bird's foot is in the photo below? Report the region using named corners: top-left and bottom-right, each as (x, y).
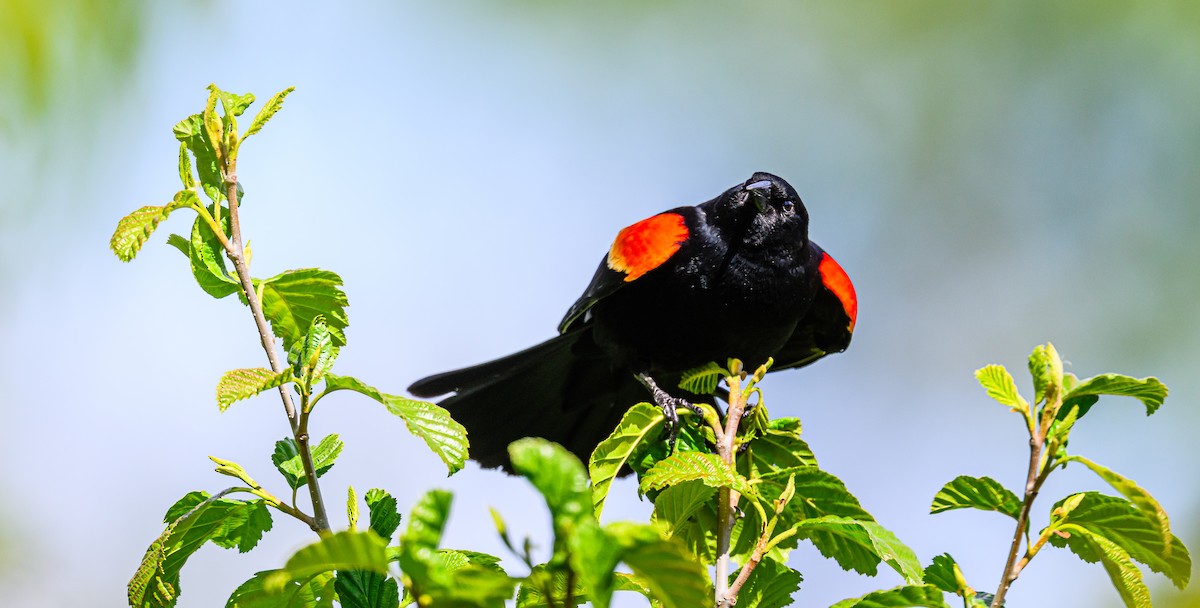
top-left (637, 373), bottom-right (703, 452)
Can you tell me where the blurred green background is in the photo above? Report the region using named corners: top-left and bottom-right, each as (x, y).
top-left (2, 1), bottom-right (1198, 606)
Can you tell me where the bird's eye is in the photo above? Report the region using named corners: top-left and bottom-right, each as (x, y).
top-left (782, 200), bottom-right (795, 213)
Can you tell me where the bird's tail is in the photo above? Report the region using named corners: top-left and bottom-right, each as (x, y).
top-left (408, 328), bottom-right (645, 470)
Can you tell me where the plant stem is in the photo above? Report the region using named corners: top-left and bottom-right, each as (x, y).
top-left (715, 364), bottom-right (751, 608)
top-left (220, 164), bottom-right (330, 534)
top-left (992, 389), bottom-right (1059, 607)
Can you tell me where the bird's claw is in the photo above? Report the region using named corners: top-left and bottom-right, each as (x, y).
top-left (655, 392), bottom-right (699, 453)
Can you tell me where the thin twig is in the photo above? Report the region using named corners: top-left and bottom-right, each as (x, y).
top-left (992, 388), bottom-right (1060, 607)
top-left (715, 363), bottom-right (752, 608)
top-left (220, 155), bottom-right (330, 533)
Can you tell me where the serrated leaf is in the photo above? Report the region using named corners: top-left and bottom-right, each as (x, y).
top-left (216, 368), bottom-right (292, 412)
top-left (509, 439), bottom-right (592, 549)
top-left (226, 570), bottom-right (335, 608)
top-left (130, 492), bottom-right (275, 608)
top-left (793, 515), bottom-right (924, 583)
top-left (321, 374), bottom-right (468, 475)
top-left (1028, 343), bottom-right (1056, 405)
top-left (259, 268), bottom-right (349, 352)
top-left (1062, 374), bottom-right (1168, 417)
top-left (203, 86), bottom-right (224, 161)
top-left (266, 531), bottom-right (389, 592)
top-left (189, 213), bottom-right (240, 299)
top-left (677, 361), bottom-right (726, 395)
top-left (922, 554), bottom-right (960, 595)
top-left (243, 86), bottom-right (294, 141)
top-left (1055, 524), bottom-right (1151, 608)
top-left (828, 584), bottom-right (949, 608)
top-left (651, 480), bottom-right (716, 538)
top-left (589, 402), bottom-right (665, 519)
top-left (291, 316), bottom-right (338, 387)
top-left (272, 435), bottom-right (343, 491)
top-left (640, 452), bottom-right (755, 498)
top-left (365, 488), bottom-right (402, 540)
top-left (1065, 455), bottom-right (1172, 556)
top-left (271, 439), bottom-right (303, 489)
top-left (730, 558), bottom-right (801, 608)
top-left (399, 489), bottom-right (452, 569)
top-left (174, 113), bottom-right (222, 197)
top-left (112, 207), bottom-right (170, 262)
top-left (334, 570), bottom-right (399, 608)
top-left (516, 565), bottom-right (585, 608)
top-left (178, 142), bottom-right (196, 189)
top-left (743, 417), bottom-right (817, 477)
top-left (930, 475), bottom-right (1021, 519)
top-left (975, 365), bottom-right (1028, 413)
top-left (1049, 492), bottom-right (1190, 588)
top-left (166, 233), bottom-right (190, 257)
top-left (606, 522), bottom-right (710, 608)
top-left (568, 521), bottom-right (620, 608)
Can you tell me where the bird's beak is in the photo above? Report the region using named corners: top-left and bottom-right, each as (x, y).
top-left (744, 179), bottom-right (773, 213)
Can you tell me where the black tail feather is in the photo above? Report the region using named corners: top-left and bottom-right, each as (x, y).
top-left (408, 328), bottom-right (647, 470)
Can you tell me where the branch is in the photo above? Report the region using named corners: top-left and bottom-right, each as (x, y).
top-left (992, 387), bottom-right (1060, 607)
top-left (219, 155), bottom-right (330, 534)
top-left (715, 362), bottom-right (750, 608)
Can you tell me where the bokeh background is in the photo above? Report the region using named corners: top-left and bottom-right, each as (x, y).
top-left (2, 1), bottom-right (1197, 606)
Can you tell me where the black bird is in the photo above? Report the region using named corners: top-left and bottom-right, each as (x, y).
top-left (408, 172), bottom-right (857, 470)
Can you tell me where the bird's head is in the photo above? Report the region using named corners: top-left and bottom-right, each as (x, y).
top-left (712, 172), bottom-right (809, 250)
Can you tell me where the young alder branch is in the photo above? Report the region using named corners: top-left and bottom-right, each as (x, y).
top-left (715, 362), bottom-right (751, 608)
top-left (220, 164), bottom-right (331, 534)
top-left (992, 388), bottom-right (1060, 608)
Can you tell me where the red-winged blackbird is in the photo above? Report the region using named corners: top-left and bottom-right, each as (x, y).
top-left (409, 172), bottom-right (857, 470)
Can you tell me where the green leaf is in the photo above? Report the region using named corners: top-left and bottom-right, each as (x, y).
top-left (640, 452), bottom-right (756, 499)
top-left (243, 86), bottom-right (295, 141)
top-left (1055, 524), bottom-right (1152, 608)
top-left (271, 435), bottom-right (343, 491)
top-left (1028, 343), bottom-right (1061, 405)
top-left (1049, 492), bottom-right (1190, 588)
top-left (828, 584), bottom-right (950, 608)
top-left (974, 365), bottom-right (1028, 414)
top-left (178, 142), bottom-right (195, 189)
top-left (334, 570), bottom-right (399, 608)
top-left (1065, 455), bottom-right (1172, 556)
top-left (266, 531), bottom-right (389, 592)
top-left (651, 480), bottom-right (716, 538)
top-left (606, 522), bottom-right (710, 608)
top-left (223, 90), bottom-right (256, 117)
top-left (568, 522), bottom-right (620, 608)
top-left (259, 268), bottom-right (349, 352)
top-left (515, 565), bottom-right (585, 608)
top-left (922, 553), bottom-right (960, 594)
top-left (290, 316), bottom-right (338, 388)
top-left (742, 417), bottom-right (817, 477)
top-left (399, 492), bottom-right (515, 608)
top-left (189, 213), bottom-right (240, 299)
top-left (1062, 374), bottom-right (1168, 417)
top-left (174, 112), bottom-right (222, 197)
top-left (509, 439), bottom-right (592, 547)
top-left (730, 558), bottom-right (802, 608)
top-left (589, 402), bottom-right (665, 519)
top-left (130, 491), bottom-right (275, 608)
top-left (793, 515), bottom-right (924, 583)
top-left (365, 488), bottom-right (402, 540)
top-left (677, 361), bottom-right (726, 395)
top-left (401, 489), bottom-right (453, 559)
top-left (166, 233), bottom-right (190, 257)
top-left (321, 374), bottom-right (468, 475)
top-left (203, 86), bottom-right (224, 159)
top-left (930, 475), bottom-right (1021, 519)
top-left (216, 367), bottom-right (292, 412)
top-left (271, 439), bottom-right (303, 489)
top-left (226, 570), bottom-right (335, 608)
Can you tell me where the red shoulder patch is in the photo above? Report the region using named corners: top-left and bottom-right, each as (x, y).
top-left (607, 213), bottom-right (689, 282)
top-left (819, 252), bottom-right (857, 331)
